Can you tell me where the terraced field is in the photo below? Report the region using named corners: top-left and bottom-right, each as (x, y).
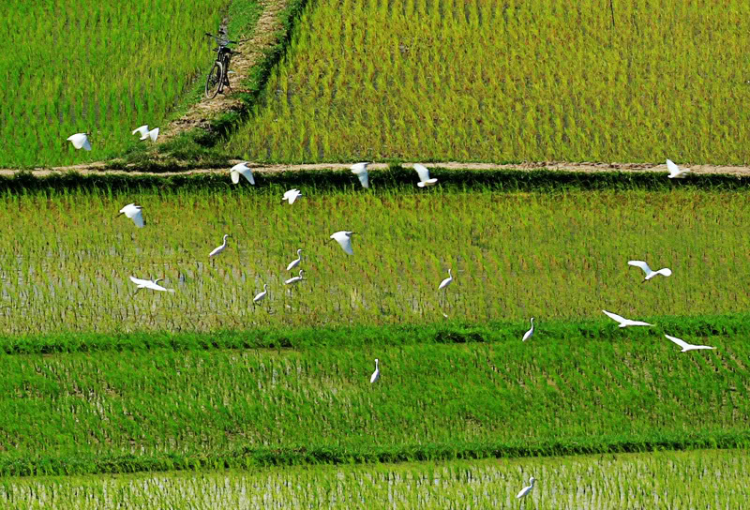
top-left (228, 0), bottom-right (750, 164)
top-left (3, 450), bottom-right (749, 509)
top-left (1, 186), bottom-right (749, 333)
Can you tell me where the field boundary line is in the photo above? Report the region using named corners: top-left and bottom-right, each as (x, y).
top-left (2, 160), bottom-right (750, 177)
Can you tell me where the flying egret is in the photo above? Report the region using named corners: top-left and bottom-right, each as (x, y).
top-left (209, 234), bottom-right (230, 258)
top-left (285, 270), bottom-right (304, 285)
top-left (602, 310), bottom-right (652, 328)
top-left (438, 269), bottom-right (453, 290)
top-left (130, 276), bottom-right (174, 293)
top-left (628, 260), bottom-right (672, 282)
top-left (286, 249), bottom-right (302, 271)
top-left (516, 477), bottom-right (536, 499)
top-left (117, 203), bottom-right (145, 228)
top-left (522, 318), bottom-right (535, 341)
top-left (351, 162), bottom-right (370, 188)
top-left (282, 189), bottom-right (302, 204)
top-left (667, 159), bottom-right (691, 179)
top-left (414, 163), bottom-right (438, 187)
top-left (230, 162), bottom-right (255, 185)
top-left (665, 334), bottom-right (716, 352)
top-left (330, 231), bottom-right (354, 255)
top-left (67, 133), bottom-right (91, 151)
top-left (253, 284), bottom-right (268, 304)
top-left (370, 359), bottom-right (380, 384)
top-left (132, 125), bottom-right (159, 142)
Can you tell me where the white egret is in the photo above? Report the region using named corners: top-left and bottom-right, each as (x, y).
top-left (516, 477), bottom-right (536, 499)
top-left (117, 203), bottom-right (145, 228)
top-left (282, 189), bottom-right (302, 204)
top-left (130, 276), bottom-right (174, 293)
top-left (351, 162), bottom-right (370, 188)
top-left (665, 334), bottom-right (716, 352)
top-left (253, 284), bottom-right (268, 303)
top-left (67, 133), bottom-right (91, 151)
top-left (285, 270), bottom-right (304, 285)
top-left (132, 125), bottom-right (159, 142)
top-left (209, 234), bottom-right (230, 258)
top-left (286, 249), bottom-right (302, 271)
top-left (667, 159), bottom-right (691, 179)
top-left (628, 260), bottom-right (672, 282)
top-left (414, 163), bottom-right (438, 187)
top-left (330, 231), bottom-right (354, 255)
top-left (602, 310), bottom-right (652, 328)
top-left (370, 359), bottom-right (380, 383)
top-left (438, 269), bottom-right (453, 290)
top-left (522, 318), bottom-right (535, 341)
top-left (230, 162), bottom-right (255, 185)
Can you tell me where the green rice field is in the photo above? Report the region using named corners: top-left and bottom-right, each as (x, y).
top-left (228, 0), bottom-right (750, 164)
top-left (1, 187), bottom-right (749, 333)
top-left (2, 450), bottom-right (748, 509)
top-left (0, 0), bottom-right (252, 168)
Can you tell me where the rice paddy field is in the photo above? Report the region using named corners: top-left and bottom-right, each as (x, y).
top-left (1, 186), bottom-right (749, 333)
top-left (0, 0), bottom-right (258, 168)
top-left (2, 450), bottom-right (749, 509)
top-left (228, 0), bottom-right (750, 164)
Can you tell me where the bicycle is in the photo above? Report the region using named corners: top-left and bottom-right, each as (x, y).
top-left (204, 30), bottom-right (242, 99)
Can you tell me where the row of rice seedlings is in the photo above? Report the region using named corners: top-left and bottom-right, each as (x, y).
top-left (228, 0), bottom-right (750, 164)
top-left (0, 188), bottom-right (748, 333)
top-left (0, 339), bottom-right (746, 470)
top-left (1, 450), bottom-right (748, 508)
top-left (0, 0), bottom-right (235, 167)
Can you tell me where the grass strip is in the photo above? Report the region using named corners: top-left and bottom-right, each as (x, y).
top-left (2, 167), bottom-right (750, 194)
top-left (1, 312), bottom-right (749, 355)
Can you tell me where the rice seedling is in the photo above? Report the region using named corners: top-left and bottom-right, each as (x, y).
top-left (0, 188), bottom-right (749, 334)
top-left (228, 0), bottom-right (750, 164)
top-left (1, 450), bottom-right (749, 508)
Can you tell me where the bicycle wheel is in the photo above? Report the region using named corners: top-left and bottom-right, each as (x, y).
top-left (205, 61), bottom-right (223, 99)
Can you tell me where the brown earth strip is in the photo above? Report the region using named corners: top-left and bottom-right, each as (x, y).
top-left (2, 161), bottom-right (750, 177)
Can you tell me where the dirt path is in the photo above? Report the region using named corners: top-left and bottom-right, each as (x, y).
top-left (158, 0), bottom-right (290, 142)
top-left (2, 161), bottom-right (750, 177)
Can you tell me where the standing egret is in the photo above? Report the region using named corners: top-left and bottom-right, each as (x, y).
top-left (628, 260), bottom-right (672, 282)
top-left (209, 234), bottom-right (230, 258)
top-left (230, 162), bottom-right (255, 185)
top-left (414, 163), bottom-right (438, 187)
top-left (285, 270), bottom-right (304, 285)
top-left (351, 162), bottom-right (370, 188)
top-left (130, 276), bottom-right (174, 293)
top-left (602, 310), bottom-right (652, 328)
top-left (117, 203), bottom-right (145, 228)
top-left (132, 125), bottom-right (159, 142)
top-left (67, 133), bottom-right (91, 151)
top-left (438, 269), bottom-right (453, 290)
top-left (330, 231), bottom-right (354, 255)
top-left (665, 334), bottom-right (716, 352)
top-left (516, 477), bottom-right (536, 500)
top-left (667, 159), bottom-right (691, 179)
top-left (282, 189), bottom-right (302, 204)
top-left (253, 284), bottom-right (268, 304)
top-left (522, 318), bottom-right (535, 341)
top-left (370, 359), bottom-right (380, 383)
top-left (286, 249), bottom-right (302, 271)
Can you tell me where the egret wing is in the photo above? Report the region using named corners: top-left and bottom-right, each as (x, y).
top-left (130, 276), bottom-right (150, 286)
top-left (665, 334), bottom-right (690, 349)
top-left (602, 310), bottom-right (626, 323)
top-left (628, 260), bottom-right (652, 275)
top-left (130, 210), bottom-right (145, 228)
top-left (413, 163), bottom-right (431, 182)
top-left (666, 159), bottom-right (679, 175)
top-left (132, 125), bottom-right (149, 136)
